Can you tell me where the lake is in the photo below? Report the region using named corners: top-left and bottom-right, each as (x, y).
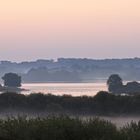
top-left (21, 83), bottom-right (107, 96)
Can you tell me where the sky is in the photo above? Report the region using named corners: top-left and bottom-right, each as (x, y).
top-left (0, 0), bottom-right (140, 61)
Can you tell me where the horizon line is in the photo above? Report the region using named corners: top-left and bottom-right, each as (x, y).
top-left (0, 57), bottom-right (140, 63)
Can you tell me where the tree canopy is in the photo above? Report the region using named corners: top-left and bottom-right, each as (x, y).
top-left (107, 74), bottom-right (123, 93)
top-left (2, 73), bottom-right (21, 87)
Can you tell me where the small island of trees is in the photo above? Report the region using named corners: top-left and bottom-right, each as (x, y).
top-left (2, 73), bottom-right (21, 87)
top-left (0, 73), bottom-right (24, 92)
top-left (107, 74), bottom-right (140, 94)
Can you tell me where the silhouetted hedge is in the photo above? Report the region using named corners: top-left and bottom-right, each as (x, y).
top-left (0, 91), bottom-right (140, 115)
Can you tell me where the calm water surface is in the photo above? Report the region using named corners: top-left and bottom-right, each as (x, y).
top-left (22, 83), bottom-right (107, 96)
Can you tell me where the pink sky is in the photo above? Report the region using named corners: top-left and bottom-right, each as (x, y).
top-left (0, 0), bottom-right (140, 61)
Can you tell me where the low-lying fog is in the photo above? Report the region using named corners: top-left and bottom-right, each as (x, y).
top-left (0, 112), bottom-right (139, 128)
top-left (100, 116), bottom-right (140, 128)
top-left (81, 116), bottom-right (140, 128)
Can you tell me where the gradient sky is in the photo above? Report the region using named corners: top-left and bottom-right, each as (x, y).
top-left (0, 0), bottom-right (140, 61)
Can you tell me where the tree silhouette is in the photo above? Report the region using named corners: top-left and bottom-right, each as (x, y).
top-left (124, 81), bottom-right (140, 93)
top-left (107, 74), bottom-right (123, 93)
top-left (2, 73), bottom-right (21, 87)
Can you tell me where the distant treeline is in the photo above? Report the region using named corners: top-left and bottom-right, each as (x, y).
top-left (0, 116), bottom-right (140, 140)
top-left (1, 58), bottom-right (140, 82)
top-left (1, 91), bottom-right (140, 115)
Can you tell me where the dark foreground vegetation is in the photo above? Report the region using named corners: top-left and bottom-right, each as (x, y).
top-left (0, 116), bottom-right (140, 140)
top-left (1, 91), bottom-right (140, 115)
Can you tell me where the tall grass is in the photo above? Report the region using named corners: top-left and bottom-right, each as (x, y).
top-left (0, 116), bottom-right (139, 140)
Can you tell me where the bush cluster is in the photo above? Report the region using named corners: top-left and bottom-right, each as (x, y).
top-left (0, 91), bottom-right (140, 115)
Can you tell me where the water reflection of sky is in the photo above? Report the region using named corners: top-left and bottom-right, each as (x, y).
top-left (21, 83), bottom-right (107, 96)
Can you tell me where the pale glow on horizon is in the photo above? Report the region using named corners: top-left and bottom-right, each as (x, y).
top-left (0, 0), bottom-right (140, 61)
